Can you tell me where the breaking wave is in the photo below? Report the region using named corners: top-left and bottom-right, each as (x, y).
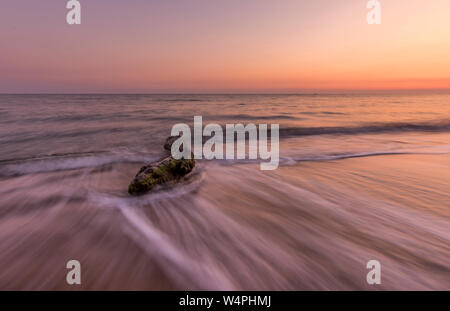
top-left (279, 121), bottom-right (450, 138)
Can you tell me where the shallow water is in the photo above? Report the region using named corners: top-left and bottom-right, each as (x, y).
top-left (0, 93), bottom-right (449, 290)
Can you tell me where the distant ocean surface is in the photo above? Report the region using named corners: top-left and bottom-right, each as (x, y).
top-left (0, 93), bottom-right (449, 290)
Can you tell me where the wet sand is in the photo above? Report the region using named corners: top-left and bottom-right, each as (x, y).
top-left (0, 153), bottom-right (448, 290)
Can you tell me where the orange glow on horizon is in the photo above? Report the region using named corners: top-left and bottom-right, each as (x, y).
top-left (1, 0), bottom-right (450, 92)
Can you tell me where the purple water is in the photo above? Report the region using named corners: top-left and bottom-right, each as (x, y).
top-left (0, 93), bottom-right (449, 289)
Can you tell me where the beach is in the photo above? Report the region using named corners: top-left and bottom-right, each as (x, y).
top-left (0, 93), bottom-right (449, 290)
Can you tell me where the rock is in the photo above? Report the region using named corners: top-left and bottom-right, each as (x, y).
top-left (128, 156), bottom-right (195, 195)
top-left (128, 135), bottom-right (195, 195)
top-left (164, 135), bottom-right (181, 152)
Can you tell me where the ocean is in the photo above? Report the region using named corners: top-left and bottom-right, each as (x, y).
top-left (0, 93), bottom-right (449, 289)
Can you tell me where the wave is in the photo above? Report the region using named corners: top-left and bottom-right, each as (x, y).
top-left (0, 126), bottom-right (148, 145)
top-left (205, 146), bottom-right (450, 168)
top-left (285, 148), bottom-right (450, 162)
top-left (0, 151), bottom-right (161, 177)
top-left (2, 144), bottom-right (450, 178)
top-left (166, 99), bottom-right (205, 102)
top-left (279, 121), bottom-right (450, 138)
top-left (89, 172), bottom-right (236, 290)
top-left (217, 114), bottom-right (302, 120)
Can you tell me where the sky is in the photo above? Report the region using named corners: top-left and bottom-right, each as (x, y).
top-left (1, 0), bottom-right (450, 93)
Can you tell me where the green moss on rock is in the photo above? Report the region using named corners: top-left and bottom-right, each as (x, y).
top-left (128, 156), bottom-right (195, 195)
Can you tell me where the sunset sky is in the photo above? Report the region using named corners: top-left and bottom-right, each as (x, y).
top-left (1, 0), bottom-right (450, 93)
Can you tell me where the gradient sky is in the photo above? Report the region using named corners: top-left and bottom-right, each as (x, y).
top-left (1, 0), bottom-right (450, 93)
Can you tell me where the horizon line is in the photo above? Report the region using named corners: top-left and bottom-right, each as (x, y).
top-left (1, 88), bottom-right (450, 96)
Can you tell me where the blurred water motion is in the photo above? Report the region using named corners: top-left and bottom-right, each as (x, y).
top-left (0, 93), bottom-right (449, 290)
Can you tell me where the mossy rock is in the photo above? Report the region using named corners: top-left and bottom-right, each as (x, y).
top-left (128, 156), bottom-right (195, 195)
top-left (164, 135), bottom-right (181, 152)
